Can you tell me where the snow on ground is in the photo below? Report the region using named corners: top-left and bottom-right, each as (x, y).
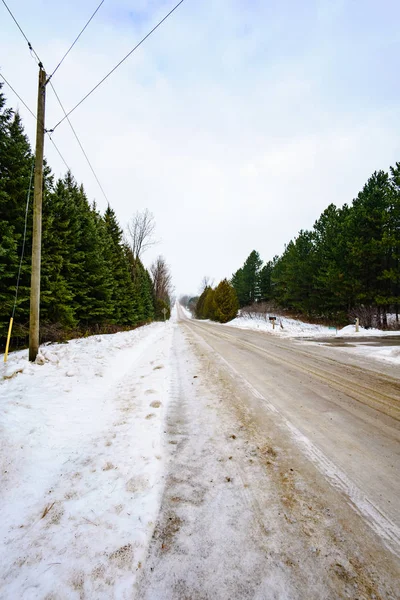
top-left (179, 306), bottom-right (192, 319)
top-left (226, 314), bottom-right (333, 337)
top-left (336, 342), bottom-right (400, 366)
top-left (222, 313), bottom-right (400, 365)
top-left (226, 313), bottom-right (400, 339)
top-left (0, 320), bottom-right (173, 599)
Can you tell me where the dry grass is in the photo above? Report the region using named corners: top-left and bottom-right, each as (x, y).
top-left (41, 502), bottom-right (56, 519)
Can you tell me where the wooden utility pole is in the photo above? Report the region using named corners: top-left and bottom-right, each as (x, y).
top-left (29, 67), bottom-right (46, 362)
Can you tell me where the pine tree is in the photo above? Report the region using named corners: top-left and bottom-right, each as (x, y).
top-left (195, 286), bottom-right (209, 319)
top-left (231, 250), bottom-right (263, 307)
top-left (0, 89), bottom-right (33, 336)
top-left (40, 172), bottom-right (77, 328)
top-left (213, 279), bottom-right (238, 323)
top-left (259, 259), bottom-right (276, 301)
top-left (203, 287), bottom-right (216, 320)
top-left (126, 249), bottom-right (155, 324)
top-left (103, 206), bottom-right (136, 325)
top-left (312, 204), bottom-right (352, 318)
top-left (383, 164), bottom-right (400, 322)
top-left (346, 171), bottom-right (391, 322)
top-left (271, 231), bottom-right (318, 316)
top-left (0, 85), bottom-right (163, 347)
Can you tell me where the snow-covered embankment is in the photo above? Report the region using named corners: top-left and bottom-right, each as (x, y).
top-left (0, 321), bottom-right (173, 598)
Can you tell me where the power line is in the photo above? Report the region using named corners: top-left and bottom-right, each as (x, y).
top-left (12, 158), bottom-right (35, 320)
top-left (47, 134), bottom-right (71, 172)
top-left (49, 82), bottom-right (109, 203)
top-left (0, 72), bottom-right (71, 172)
top-left (47, 0), bottom-right (105, 84)
top-left (50, 0), bottom-right (186, 132)
top-left (1, 0), bottom-right (44, 67)
top-left (0, 72), bottom-right (36, 119)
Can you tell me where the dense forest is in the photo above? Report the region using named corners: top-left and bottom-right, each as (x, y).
top-left (186, 164), bottom-right (400, 328)
top-left (0, 85), bottom-right (170, 350)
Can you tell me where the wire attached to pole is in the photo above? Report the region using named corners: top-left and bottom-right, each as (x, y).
top-left (49, 82), bottom-right (109, 202)
top-left (0, 72), bottom-right (71, 173)
top-left (1, 0), bottom-right (44, 68)
top-left (49, 0), bottom-right (186, 132)
top-left (12, 158), bottom-right (35, 321)
top-left (46, 0), bottom-right (105, 84)
top-left (4, 158), bottom-right (35, 363)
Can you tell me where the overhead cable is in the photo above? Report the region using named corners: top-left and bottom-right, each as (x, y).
top-left (1, 0), bottom-right (44, 67)
top-left (49, 0), bottom-right (186, 132)
top-left (49, 82), bottom-right (109, 203)
top-left (0, 72), bottom-right (71, 172)
top-left (0, 72), bottom-right (36, 119)
top-left (47, 0), bottom-right (105, 83)
top-left (12, 158), bottom-right (35, 320)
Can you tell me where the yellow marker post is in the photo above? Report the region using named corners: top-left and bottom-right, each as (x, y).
top-left (4, 317), bottom-right (13, 363)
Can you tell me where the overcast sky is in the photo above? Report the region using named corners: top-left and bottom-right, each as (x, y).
top-left (1, 0), bottom-right (400, 295)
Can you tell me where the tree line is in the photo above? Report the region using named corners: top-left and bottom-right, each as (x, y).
top-left (0, 85), bottom-right (171, 349)
top-left (231, 167), bottom-right (400, 327)
top-left (183, 164), bottom-right (399, 328)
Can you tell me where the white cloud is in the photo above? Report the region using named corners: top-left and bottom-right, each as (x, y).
top-left (1, 0), bottom-right (400, 294)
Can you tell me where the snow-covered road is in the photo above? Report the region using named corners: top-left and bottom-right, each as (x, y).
top-left (1, 307), bottom-right (399, 599)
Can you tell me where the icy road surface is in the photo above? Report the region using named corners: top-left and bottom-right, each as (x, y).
top-left (1, 306), bottom-right (399, 599)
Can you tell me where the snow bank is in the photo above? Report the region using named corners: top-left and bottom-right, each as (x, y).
top-left (0, 322), bottom-right (173, 599)
top-left (223, 313), bottom-right (400, 366)
top-left (337, 324), bottom-right (400, 337)
top-left (338, 343), bottom-right (400, 366)
top-left (179, 305), bottom-right (192, 319)
top-left (225, 313), bottom-right (400, 340)
top-left (225, 314), bottom-right (334, 337)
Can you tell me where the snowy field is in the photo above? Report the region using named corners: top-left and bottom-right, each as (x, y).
top-left (0, 322), bottom-right (173, 599)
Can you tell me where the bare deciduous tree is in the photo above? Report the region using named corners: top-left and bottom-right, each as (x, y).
top-left (127, 209), bottom-right (157, 260)
top-left (199, 276), bottom-right (212, 294)
top-left (151, 256), bottom-right (173, 303)
top-left (179, 294), bottom-right (191, 307)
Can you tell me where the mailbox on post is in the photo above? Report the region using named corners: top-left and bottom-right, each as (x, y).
top-left (269, 316), bottom-right (277, 330)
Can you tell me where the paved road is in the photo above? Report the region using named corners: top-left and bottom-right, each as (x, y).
top-left (177, 306), bottom-right (400, 552)
top-left (137, 308), bottom-right (400, 599)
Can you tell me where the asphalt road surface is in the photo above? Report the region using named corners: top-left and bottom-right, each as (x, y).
top-left (137, 306), bottom-right (400, 599)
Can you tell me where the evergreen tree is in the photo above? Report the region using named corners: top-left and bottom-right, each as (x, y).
top-left (40, 172), bottom-right (77, 328)
top-left (346, 171), bottom-right (391, 322)
top-left (232, 250), bottom-right (262, 307)
top-left (272, 231), bottom-right (318, 316)
top-left (203, 287), bottom-right (216, 320)
top-left (312, 204), bottom-right (352, 318)
top-left (0, 89), bottom-right (33, 335)
top-left (231, 267), bottom-right (246, 307)
top-left (0, 86), bottom-right (163, 348)
top-left (195, 286), bottom-right (209, 319)
top-left (196, 286), bottom-right (216, 319)
top-left (126, 248), bottom-right (155, 324)
top-left (213, 279), bottom-right (239, 323)
top-left (103, 205), bottom-right (136, 324)
top-left (0, 220), bottom-right (19, 335)
top-left (382, 164), bottom-right (400, 322)
top-left (259, 259), bottom-right (276, 301)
